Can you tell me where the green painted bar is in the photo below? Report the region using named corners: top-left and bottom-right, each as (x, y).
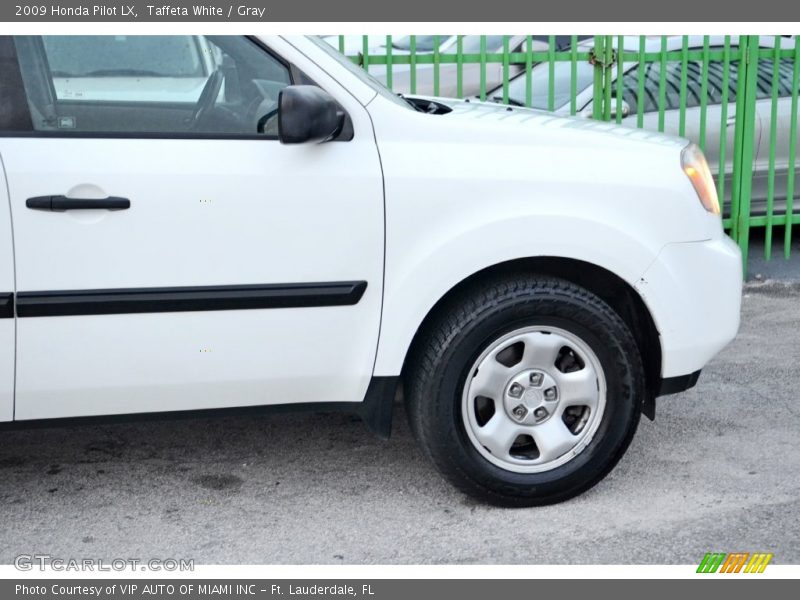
top-left (678, 36), bottom-right (689, 137)
top-left (342, 48), bottom-right (743, 66)
top-left (785, 36), bottom-right (800, 258)
top-left (570, 35), bottom-right (578, 115)
top-left (765, 36), bottom-right (782, 259)
top-left (637, 36), bottom-right (646, 128)
top-left (338, 35), bottom-right (344, 54)
top-left (592, 36), bottom-right (605, 120)
top-left (717, 37), bottom-right (732, 215)
top-left (749, 213), bottom-right (800, 227)
top-left (615, 35), bottom-right (624, 123)
top-left (526, 35), bottom-right (534, 108)
top-left (658, 36), bottom-right (668, 132)
top-left (409, 35), bottom-right (417, 95)
top-left (362, 35), bottom-right (370, 73)
top-left (433, 35), bottom-right (441, 97)
top-left (480, 35), bottom-right (487, 101)
top-left (603, 35), bottom-right (613, 121)
top-left (736, 36), bottom-right (762, 270)
top-left (502, 35), bottom-right (510, 105)
top-left (348, 51), bottom-right (593, 66)
top-left (548, 36), bottom-right (556, 112)
top-left (698, 37), bottom-right (710, 152)
top-left (456, 35), bottom-right (463, 99)
top-left (730, 39), bottom-right (747, 241)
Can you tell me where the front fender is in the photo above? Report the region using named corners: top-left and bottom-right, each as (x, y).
top-left (373, 213), bottom-right (666, 376)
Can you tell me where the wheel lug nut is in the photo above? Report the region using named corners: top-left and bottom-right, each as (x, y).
top-left (544, 387), bottom-right (558, 401)
top-left (511, 405), bottom-right (527, 420)
top-left (529, 372), bottom-right (544, 387)
top-left (533, 407), bottom-right (548, 420)
top-left (509, 383), bottom-right (524, 398)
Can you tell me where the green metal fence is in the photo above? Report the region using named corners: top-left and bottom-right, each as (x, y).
top-left (334, 35), bottom-right (800, 273)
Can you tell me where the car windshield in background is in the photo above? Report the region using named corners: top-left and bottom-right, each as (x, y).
top-left (503, 60), bottom-right (595, 110)
top-left (391, 35), bottom-right (451, 52)
top-left (43, 35), bottom-right (206, 77)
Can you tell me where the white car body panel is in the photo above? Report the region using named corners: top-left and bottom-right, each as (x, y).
top-left (1, 37), bottom-right (385, 421)
top-left (635, 237), bottom-right (742, 376)
top-left (358, 95), bottom-right (737, 378)
top-left (0, 35), bottom-right (742, 423)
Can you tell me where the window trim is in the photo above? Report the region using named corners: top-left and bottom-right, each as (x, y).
top-left (0, 35), bottom-right (351, 142)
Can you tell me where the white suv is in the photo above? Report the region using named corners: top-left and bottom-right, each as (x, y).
top-left (0, 35), bottom-right (742, 505)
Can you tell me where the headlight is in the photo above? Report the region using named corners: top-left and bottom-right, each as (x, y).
top-left (681, 143), bottom-right (720, 215)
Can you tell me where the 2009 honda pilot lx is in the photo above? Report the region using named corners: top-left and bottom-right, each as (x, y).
top-left (0, 35), bottom-right (742, 505)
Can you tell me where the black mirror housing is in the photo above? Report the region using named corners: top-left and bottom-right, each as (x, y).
top-left (278, 85), bottom-right (345, 144)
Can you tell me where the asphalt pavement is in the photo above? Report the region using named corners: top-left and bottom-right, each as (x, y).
top-left (1, 279), bottom-right (799, 565)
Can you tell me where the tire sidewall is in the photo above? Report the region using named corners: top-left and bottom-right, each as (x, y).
top-left (424, 288), bottom-right (642, 503)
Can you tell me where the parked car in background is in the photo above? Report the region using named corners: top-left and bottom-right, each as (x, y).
top-left (373, 35), bottom-right (548, 97)
top-left (321, 35), bottom-right (391, 56)
top-left (485, 35), bottom-right (799, 216)
top-left (324, 35), bottom-right (592, 97)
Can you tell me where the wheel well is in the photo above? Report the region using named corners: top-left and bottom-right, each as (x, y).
top-left (402, 257), bottom-right (662, 407)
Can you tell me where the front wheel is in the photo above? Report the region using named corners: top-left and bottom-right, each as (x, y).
top-left (405, 275), bottom-right (645, 506)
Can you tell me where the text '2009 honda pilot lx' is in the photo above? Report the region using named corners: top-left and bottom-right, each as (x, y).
top-left (0, 35), bottom-right (742, 505)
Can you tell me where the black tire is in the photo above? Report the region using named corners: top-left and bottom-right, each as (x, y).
top-left (405, 275), bottom-right (645, 507)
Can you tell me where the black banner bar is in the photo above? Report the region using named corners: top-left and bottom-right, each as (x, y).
top-left (1, 0), bottom-right (799, 22)
top-left (3, 579), bottom-right (799, 600)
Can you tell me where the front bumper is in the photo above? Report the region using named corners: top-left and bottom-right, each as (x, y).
top-left (635, 235), bottom-right (743, 383)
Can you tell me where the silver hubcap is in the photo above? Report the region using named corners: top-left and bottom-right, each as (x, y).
top-left (461, 326), bottom-right (606, 473)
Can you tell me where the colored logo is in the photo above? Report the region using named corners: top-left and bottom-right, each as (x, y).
top-left (697, 552), bottom-right (773, 573)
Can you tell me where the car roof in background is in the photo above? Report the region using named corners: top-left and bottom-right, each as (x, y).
top-left (575, 35), bottom-right (796, 52)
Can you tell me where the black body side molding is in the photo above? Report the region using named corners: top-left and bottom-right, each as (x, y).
top-left (0, 376), bottom-right (400, 439)
top-left (0, 292), bottom-right (12, 318)
top-left (16, 281), bottom-right (367, 317)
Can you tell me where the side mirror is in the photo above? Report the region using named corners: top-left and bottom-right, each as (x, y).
top-left (278, 85), bottom-right (344, 144)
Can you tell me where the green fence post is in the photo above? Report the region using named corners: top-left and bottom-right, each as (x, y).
top-left (735, 36), bottom-right (760, 273)
top-left (410, 35), bottom-right (417, 95)
top-left (785, 36), bottom-right (800, 259)
top-left (602, 35), bottom-right (613, 120)
top-left (592, 35), bottom-right (606, 119)
top-left (765, 36), bottom-right (782, 260)
top-left (362, 35), bottom-right (370, 73)
top-left (433, 35), bottom-right (441, 97)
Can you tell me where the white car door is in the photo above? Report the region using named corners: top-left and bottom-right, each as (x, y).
top-left (0, 35), bottom-right (384, 421)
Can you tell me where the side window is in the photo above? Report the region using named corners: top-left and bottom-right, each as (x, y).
top-left (13, 35), bottom-right (293, 136)
top-left (754, 58), bottom-right (797, 100)
top-left (620, 52), bottom-right (740, 114)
